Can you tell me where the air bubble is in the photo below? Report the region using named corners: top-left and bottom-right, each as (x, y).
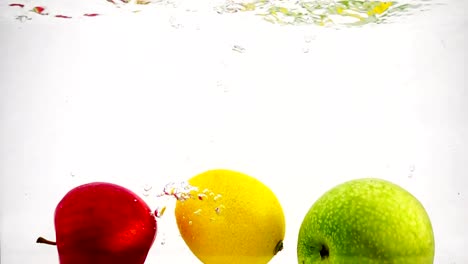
top-left (158, 181), bottom-right (198, 201)
top-left (169, 16), bottom-right (183, 29)
top-left (232, 45), bottom-right (246, 53)
top-left (155, 206), bottom-right (167, 218)
top-left (143, 184), bottom-right (152, 192)
top-left (159, 233), bottom-right (167, 245)
top-left (408, 164), bottom-right (416, 178)
top-left (304, 34), bottom-right (315, 43)
top-left (16, 15), bottom-right (31, 22)
top-left (143, 184), bottom-right (152, 197)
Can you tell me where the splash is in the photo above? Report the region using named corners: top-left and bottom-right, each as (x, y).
top-left (157, 181), bottom-right (198, 201)
top-left (215, 0), bottom-right (431, 26)
top-left (152, 181), bottom-right (224, 222)
top-left (8, 0), bottom-right (429, 25)
top-left (9, 3), bottom-right (102, 19)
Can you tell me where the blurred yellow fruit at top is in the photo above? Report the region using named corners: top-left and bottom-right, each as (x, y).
top-left (175, 169), bottom-right (286, 264)
top-left (368, 1), bottom-right (393, 15)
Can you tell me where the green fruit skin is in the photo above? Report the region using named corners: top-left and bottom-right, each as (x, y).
top-left (297, 178), bottom-right (435, 264)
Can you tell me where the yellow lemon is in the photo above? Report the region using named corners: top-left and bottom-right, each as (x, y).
top-left (175, 169), bottom-right (286, 264)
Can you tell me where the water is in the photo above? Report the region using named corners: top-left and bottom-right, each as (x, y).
top-left (215, 0), bottom-right (434, 26)
top-left (0, 0), bottom-right (443, 27)
top-left (157, 181), bottom-right (198, 201)
top-left (1, 0), bottom-right (467, 263)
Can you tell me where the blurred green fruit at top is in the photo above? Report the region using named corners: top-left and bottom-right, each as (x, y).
top-left (297, 178), bottom-right (434, 264)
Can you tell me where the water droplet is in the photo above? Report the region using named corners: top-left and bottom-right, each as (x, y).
top-left (214, 194), bottom-right (222, 201)
top-left (188, 221), bottom-right (193, 225)
top-left (134, 199), bottom-right (138, 202)
top-left (302, 47), bottom-right (310, 53)
top-left (198, 193), bottom-right (207, 200)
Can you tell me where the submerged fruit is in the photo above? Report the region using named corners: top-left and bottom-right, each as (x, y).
top-left (297, 178), bottom-right (434, 264)
top-left (39, 182), bottom-right (157, 264)
top-left (175, 169), bottom-right (285, 264)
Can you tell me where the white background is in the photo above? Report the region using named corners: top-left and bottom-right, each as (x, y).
top-left (1, 0), bottom-right (467, 263)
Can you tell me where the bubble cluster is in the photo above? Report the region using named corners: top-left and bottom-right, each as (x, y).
top-left (154, 181), bottom-right (226, 227)
top-left (157, 181), bottom-right (198, 201)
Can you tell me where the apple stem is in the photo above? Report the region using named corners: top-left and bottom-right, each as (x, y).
top-left (36, 237), bottom-right (57, 246)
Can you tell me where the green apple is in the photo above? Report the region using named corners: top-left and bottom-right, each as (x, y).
top-left (297, 178), bottom-right (434, 264)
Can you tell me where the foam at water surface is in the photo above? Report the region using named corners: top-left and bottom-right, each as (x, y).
top-left (215, 0), bottom-right (435, 26)
top-left (2, 0), bottom-right (438, 26)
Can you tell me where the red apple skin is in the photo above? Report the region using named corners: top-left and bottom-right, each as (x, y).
top-left (54, 182), bottom-right (157, 264)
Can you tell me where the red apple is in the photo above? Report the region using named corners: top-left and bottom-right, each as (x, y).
top-left (37, 182), bottom-right (157, 264)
